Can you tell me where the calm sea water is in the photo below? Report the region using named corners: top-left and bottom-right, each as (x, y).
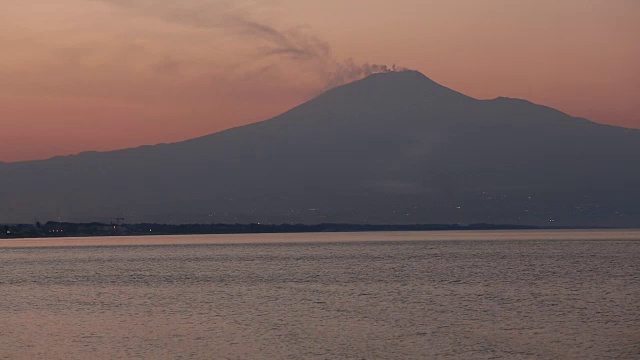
top-left (1, 230), bottom-right (639, 359)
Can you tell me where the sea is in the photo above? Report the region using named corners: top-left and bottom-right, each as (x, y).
top-left (1, 230), bottom-right (639, 359)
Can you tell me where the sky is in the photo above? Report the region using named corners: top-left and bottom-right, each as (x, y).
top-left (1, 0), bottom-right (639, 162)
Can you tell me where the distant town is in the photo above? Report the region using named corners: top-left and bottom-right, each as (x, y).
top-left (0, 221), bottom-right (543, 239)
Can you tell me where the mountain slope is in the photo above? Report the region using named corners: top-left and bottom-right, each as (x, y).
top-left (1, 71), bottom-right (639, 226)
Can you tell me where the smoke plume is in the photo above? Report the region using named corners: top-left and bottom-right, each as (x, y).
top-left (96, 0), bottom-right (408, 89)
top-left (325, 61), bottom-right (408, 89)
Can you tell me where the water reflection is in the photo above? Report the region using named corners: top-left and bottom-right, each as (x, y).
top-left (1, 230), bottom-right (639, 359)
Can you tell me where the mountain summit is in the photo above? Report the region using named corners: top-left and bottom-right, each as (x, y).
top-left (1, 71), bottom-right (639, 226)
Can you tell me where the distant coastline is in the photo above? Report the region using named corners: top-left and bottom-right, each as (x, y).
top-left (0, 221), bottom-right (615, 240)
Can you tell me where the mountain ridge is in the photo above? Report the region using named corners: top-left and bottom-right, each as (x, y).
top-left (5, 70), bottom-right (639, 165)
top-left (1, 70), bottom-right (639, 227)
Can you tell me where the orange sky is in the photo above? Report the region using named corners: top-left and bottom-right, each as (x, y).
top-left (1, 0), bottom-right (639, 162)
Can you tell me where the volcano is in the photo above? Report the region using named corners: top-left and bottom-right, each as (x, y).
top-left (1, 71), bottom-right (639, 226)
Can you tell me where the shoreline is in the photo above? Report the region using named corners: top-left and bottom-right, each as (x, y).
top-left (0, 221), bottom-right (614, 240)
top-left (1, 228), bottom-right (639, 248)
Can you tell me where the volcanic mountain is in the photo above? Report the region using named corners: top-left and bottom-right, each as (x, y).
top-left (1, 71), bottom-right (639, 226)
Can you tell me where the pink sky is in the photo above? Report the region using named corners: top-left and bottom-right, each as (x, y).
top-left (1, 0), bottom-right (639, 162)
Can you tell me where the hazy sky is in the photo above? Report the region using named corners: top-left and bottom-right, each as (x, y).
top-left (2, 0), bottom-right (639, 162)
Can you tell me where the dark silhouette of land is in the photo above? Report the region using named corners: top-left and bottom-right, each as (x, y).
top-left (0, 221), bottom-right (550, 239)
top-left (1, 71), bottom-right (639, 227)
